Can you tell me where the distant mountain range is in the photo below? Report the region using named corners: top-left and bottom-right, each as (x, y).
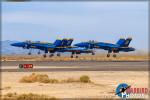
top-left (1, 40), bottom-right (41, 55)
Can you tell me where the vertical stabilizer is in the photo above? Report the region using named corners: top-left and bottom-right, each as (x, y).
top-left (124, 37), bottom-right (132, 47)
top-left (116, 38), bottom-right (126, 47)
top-left (66, 38), bottom-right (73, 46)
top-left (61, 38), bottom-right (68, 47)
top-left (53, 39), bottom-right (62, 47)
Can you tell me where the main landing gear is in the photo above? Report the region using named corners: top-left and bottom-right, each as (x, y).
top-left (49, 54), bottom-right (54, 57)
top-left (106, 53), bottom-right (117, 58)
top-left (28, 49), bottom-right (41, 55)
top-left (56, 53), bottom-right (61, 57)
top-left (43, 53), bottom-right (47, 58)
top-left (71, 55), bottom-right (73, 58)
top-left (43, 53), bottom-right (55, 58)
top-left (70, 55), bottom-right (78, 58)
top-left (28, 52), bottom-right (31, 55)
top-left (113, 54), bottom-right (117, 58)
top-left (43, 50), bottom-right (48, 58)
top-left (38, 50), bottom-right (41, 55)
top-left (70, 52), bottom-right (79, 58)
top-left (75, 55), bottom-right (78, 58)
top-left (42, 53), bottom-right (60, 58)
top-left (92, 52), bottom-right (95, 55)
top-left (107, 53), bottom-right (110, 57)
top-left (28, 49), bottom-right (32, 55)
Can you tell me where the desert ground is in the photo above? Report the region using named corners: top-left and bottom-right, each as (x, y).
top-left (1, 71), bottom-right (149, 99)
top-left (1, 54), bottom-right (149, 99)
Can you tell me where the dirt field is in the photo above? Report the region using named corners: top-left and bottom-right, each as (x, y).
top-left (1, 54), bottom-right (149, 99)
top-left (1, 71), bottom-right (149, 99)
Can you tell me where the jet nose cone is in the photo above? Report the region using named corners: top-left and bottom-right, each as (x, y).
top-left (11, 43), bottom-right (17, 46)
top-left (11, 42), bottom-right (23, 47)
top-left (130, 47), bottom-right (135, 51)
top-left (132, 48), bottom-right (136, 51)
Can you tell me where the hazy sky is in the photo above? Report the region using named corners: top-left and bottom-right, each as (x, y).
top-left (2, 1), bottom-right (148, 51)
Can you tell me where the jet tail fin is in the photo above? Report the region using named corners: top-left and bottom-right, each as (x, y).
top-left (66, 38), bottom-right (73, 46)
top-left (124, 37), bottom-right (132, 47)
top-left (53, 39), bottom-right (62, 47)
top-left (116, 37), bottom-right (132, 47)
top-left (116, 38), bottom-right (126, 47)
top-left (61, 38), bottom-right (68, 47)
top-left (61, 38), bottom-right (73, 47)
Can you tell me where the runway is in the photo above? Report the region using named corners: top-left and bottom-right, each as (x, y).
top-left (1, 61), bottom-right (149, 72)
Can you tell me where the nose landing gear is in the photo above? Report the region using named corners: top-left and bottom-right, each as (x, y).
top-left (107, 53), bottom-right (110, 57)
top-left (28, 52), bottom-right (31, 55)
top-left (43, 54), bottom-right (47, 58)
top-left (38, 51), bottom-right (41, 55)
top-left (92, 52), bottom-right (95, 55)
top-left (57, 53), bottom-right (61, 57)
top-left (28, 49), bottom-right (32, 55)
top-left (49, 54), bottom-right (54, 57)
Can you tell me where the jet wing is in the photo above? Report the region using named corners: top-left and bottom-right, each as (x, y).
top-left (58, 47), bottom-right (92, 53)
top-left (95, 42), bottom-right (120, 49)
top-left (55, 46), bottom-right (76, 49)
top-left (32, 44), bottom-right (56, 50)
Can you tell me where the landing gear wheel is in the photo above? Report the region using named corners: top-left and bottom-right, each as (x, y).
top-left (38, 52), bottom-right (41, 55)
top-left (76, 55), bottom-right (78, 58)
top-left (92, 52), bottom-right (95, 55)
top-left (71, 55), bottom-right (73, 58)
top-left (107, 54), bottom-right (110, 57)
top-left (43, 54), bottom-right (46, 58)
top-left (57, 53), bottom-right (61, 57)
top-left (49, 54), bottom-right (54, 57)
top-left (113, 54), bottom-right (116, 58)
top-left (28, 52), bottom-right (31, 55)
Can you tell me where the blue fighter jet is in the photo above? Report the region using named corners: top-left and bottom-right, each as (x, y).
top-left (74, 37), bottom-right (135, 57)
top-left (32, 38), bottom-right (74, 57)
top-left (11, 38), bottom-right (73, 58)
top-left (11, 38), bottom-right (95, 58)
top-left (58, 47), bottom-right (95, 58)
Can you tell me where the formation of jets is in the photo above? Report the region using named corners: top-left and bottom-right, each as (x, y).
top-left (11, 37), bottom-right (135, 58)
